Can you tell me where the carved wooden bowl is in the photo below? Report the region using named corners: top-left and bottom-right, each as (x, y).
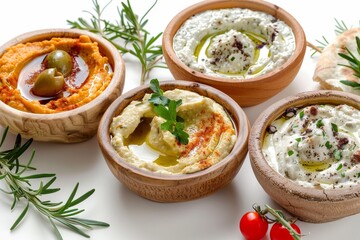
top-left (249, 90), bottom-right (360, 222)
top-left (97, 80), bottom-right (250, 202)
top-left (0, 29), bottom-right (125, 143)
top-left (162, 0), bottom-right (306, 107)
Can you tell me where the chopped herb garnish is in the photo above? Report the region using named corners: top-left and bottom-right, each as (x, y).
top-left (325, 141), bottom-right (333, 149)
top-left (295, 138), bottom-right (301, 142)
top-left (334, 149), bottom-right (342, 161)
top-left (149, 79), bottom-right (189, 144)
top-left (341, 172), bottom-right (346, 178)
top-left (299, 110), bottom-right (304, 119)
top-left (316, 119), bottom-right (324, 128)
top-left (292, 125), bottom-right (298, 129)
top-left (336, 163), bottom-right (343, 171)
top-left (288, 150), bottom-right (294, 156)
top-left (331, 123), bottom-right (338, 133)
top-left (357, 172), bottom-right (360, 178)
top-left (230, 56), bottom-right (235, 61)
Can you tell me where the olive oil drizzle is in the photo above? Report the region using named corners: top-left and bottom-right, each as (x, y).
top-left (123, 118), bottom-right (179, 167)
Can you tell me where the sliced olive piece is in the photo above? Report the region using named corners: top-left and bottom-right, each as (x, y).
top-left (44, 50), bottom-right (73, 77)
top-left (32, 68), bottom-right (65, 97)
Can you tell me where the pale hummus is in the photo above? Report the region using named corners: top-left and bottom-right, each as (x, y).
top-left (263, 104), bottom-right (360, 189)
top-left (0, 35), bottom-right (112, 113)
top-left (173, 8), bottom-right (295, 79)
top-left (110, 89), bottom-right (236, 174)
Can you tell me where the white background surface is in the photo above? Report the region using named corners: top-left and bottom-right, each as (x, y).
top-left (0, 0), bottom-right (359, 239)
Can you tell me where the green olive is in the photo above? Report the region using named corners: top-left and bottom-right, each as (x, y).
top-left (44, 50), bottom-right (73, 77)
top-left (32, 68), bottom-right (65, 97)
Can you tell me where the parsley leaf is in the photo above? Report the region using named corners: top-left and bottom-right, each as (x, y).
top-left (331, 123), bottom-right (338, 133)
top-left (149, 79), bottom-right (189, 144)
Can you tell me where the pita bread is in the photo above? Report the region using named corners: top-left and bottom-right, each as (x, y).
top-left (313, 28), bottom-right (360, 93)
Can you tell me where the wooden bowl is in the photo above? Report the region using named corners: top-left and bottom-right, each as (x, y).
top-left (249, 90), bottom-right (360, 222)
top-left (0, 29), bottom-right (125, 143)
top-left (162, 0), bottom-right (306, 107)
top-left (98, 80), bottom-right (250, 202)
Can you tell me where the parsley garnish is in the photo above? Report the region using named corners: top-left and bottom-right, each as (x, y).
top-left (333, 149), bottom-right (342, 161)
top-left (148, 79), bottom-right (189, 145)
top-left (336, 163), bottom-right (343, 171)
top-left (325, 141), bottom-right (333, 149)
top-left (316, 119), bottom-right (324, 128)
top-left (295, 138), bottom-right (301, 142)
top-left (299, 110), bottom-right (304, 119)
top-left (331, 123), bottom-right (338, 133)
top-left (288, 150), bottom-right (294, 156)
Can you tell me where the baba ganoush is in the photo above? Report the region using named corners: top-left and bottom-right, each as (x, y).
top-left (173, 8), bottom-right (295, 79)
top-left (263, 104), bottom-right (360, 189)
top-left (0, 35), bottom-right (112, 113)
top-left (110, 89), bottom-right (236, 174)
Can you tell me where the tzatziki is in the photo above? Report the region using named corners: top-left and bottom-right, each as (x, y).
top-left (173, 8), bottom-right (295, 79)
top-left (263, 104), bottom-right (360, 189)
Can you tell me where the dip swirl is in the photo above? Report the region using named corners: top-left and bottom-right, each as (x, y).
top-left (173, 8), bottom-right (295, 79)
top-left (0, 35), bottom-right (113, 113)
top-left (110, 89), bottom-right (236, 174)
top-left (263, 104), bottom-right (360, 189)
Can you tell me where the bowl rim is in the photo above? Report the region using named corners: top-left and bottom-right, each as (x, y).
top-left (98, 80), bottom-right (250, 181)
top-left (249, 90), bottom-right (360, 201)
top-left (0, 28), bottom-right (125, 119)
top-left (162, 0), bottom-right (306, 86)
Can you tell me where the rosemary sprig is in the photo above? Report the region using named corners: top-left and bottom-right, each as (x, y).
top-left (339, 36), bottom-right (360, 89)
top-left (310, 18), bottom-right (352, 56)
top-left (67, 0), bottom-right (167, 85)
top-left (148, 79), bottom-right (189, 145)
top-left (0, 127), bottom-right (109, 240)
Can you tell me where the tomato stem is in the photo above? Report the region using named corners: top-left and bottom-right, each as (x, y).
top-left (264, 204), bottom-right (302, 240)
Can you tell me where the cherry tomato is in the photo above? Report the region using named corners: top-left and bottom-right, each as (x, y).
top-left (239, 211), bottom-right (268, 240)
top-left (270, 222), bottom-right (301, 240)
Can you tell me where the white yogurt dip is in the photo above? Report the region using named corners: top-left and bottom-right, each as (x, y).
top-left (173, 8), bottom-right (295, 79)
top-left (263, 104), bottom-right (360, 189)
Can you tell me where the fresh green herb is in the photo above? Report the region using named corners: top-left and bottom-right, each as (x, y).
top-left (331, 123), bottom-right (339, 133)
top-left (336, 163), bottom-right (343, 171)
top-left (299, 110), bottom-right (304, 120)
top-left (309, 19), bottom-right (353, 56)
top-left (334, 149), bottom-right (342, 161)
top-left (357, 172), bottom-right (360, 178)
top-left (341, 172), bottom-right (346, 178)
top-left (337, 36), bottom-right (360, 89)
top-left (67, 0), bottom-right (167, 85)
top-left (0, 127), bottom-right (109, 239)
top-left (230, 56), bottom-right (235, 61)
top-left (325, 141), bottom-right (333, 149)
top-left (316, 119), bottom-right (324, 128)
top-left (288, 150), bottom-right (294, 156)
top-left (149, 79), bottom-right (189, 144)
top-left (295, 138), bottom-right (301, 143)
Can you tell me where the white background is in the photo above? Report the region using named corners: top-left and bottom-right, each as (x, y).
top-left (0, 0), bottom-right (359, 239)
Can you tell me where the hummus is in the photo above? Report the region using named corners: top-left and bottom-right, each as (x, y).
top-left (263, 104), bottom-right (360, 189)
top-left (173, 8), bottom-right (295, 79)
top-left (110, 89), bottom-right (236, 174)
top-left (0, 35), bottom-right (112, 113)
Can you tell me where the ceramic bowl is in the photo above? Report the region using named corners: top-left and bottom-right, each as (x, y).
top-left (249, 90), bottom-right (360, 223)
top-left (0, 29), bottom-right (125, 143)
top-left (98, 80), bottom-right (250, 202)
top-left (162, 0), bottom-right (306, 107)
